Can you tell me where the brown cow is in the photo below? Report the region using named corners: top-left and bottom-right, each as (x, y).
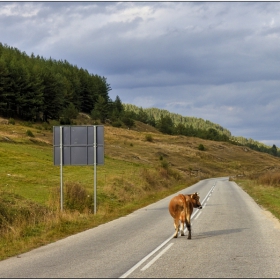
top-left (168, 192), bottom-right (202, 239)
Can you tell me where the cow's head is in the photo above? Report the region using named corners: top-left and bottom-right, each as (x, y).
top-left (191, 192), bottom-right (202, 209)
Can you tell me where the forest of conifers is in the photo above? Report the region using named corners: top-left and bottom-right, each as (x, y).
top-left (0, 43), bottom-right (114, 122)
top-left (0, 43), bottom-right (279, 157)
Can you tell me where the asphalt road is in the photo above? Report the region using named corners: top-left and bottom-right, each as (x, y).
top-left (0, 177), bottom-right (280, 278)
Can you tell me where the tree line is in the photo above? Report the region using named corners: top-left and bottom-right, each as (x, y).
top-left (122, 104), bottom-right (280, 157)
top-left (123, 104), bottom-right (231, 141)
top-left (0, 42), bottom-right (278, 157)
top-left (0, 43), bottom-right (119, 123)
top-left (230, 136), bottom-right (280, 157)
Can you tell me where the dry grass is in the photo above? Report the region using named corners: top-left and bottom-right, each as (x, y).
top-left (236, 176), bottom-right (280, 221)
top-left (256, 172), bottom-right (280, 186)
top-left (1, 117), bottom-right (280, 260)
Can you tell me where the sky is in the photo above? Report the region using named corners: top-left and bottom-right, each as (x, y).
top-left (1, 1), bottom-right (280, 147)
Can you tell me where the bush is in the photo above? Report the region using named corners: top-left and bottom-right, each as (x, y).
top-left (23, 121), bottom-right (33, 127)
top-left (42, 122), bottom-right (50, 130)
top-left (141, 168), bottom-right (157, 188)
top-left (160, 159), bottom-right (169, 169)
top-left (112, 120), bottom-right (122, 128)
top-left (145, 134), bottom-right (153, 142)
top-left (65, 182), bottom-right (93, 213)
top-left (8, 118), bottom-right (15, 125)
top-left (122, 116), bottom-right (134, 128)
top-left (198, 144), bottom-right (205, 151)
top-left (60, 117), bottom-right (71, 125)
top-left (26, 130), bottom-right (35, 137)
top-left (257, 172), bottom-right (280, 186)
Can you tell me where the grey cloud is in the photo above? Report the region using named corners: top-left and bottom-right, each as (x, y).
top-left (1, 1), bottom-right (280, 146)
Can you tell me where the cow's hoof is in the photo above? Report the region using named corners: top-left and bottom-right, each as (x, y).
top-left (173, 235), bottom-right (178, 238)
top-left (181, 232), bottom-right (185, 236)
top-left (187, 237), bottom-right (191, 240)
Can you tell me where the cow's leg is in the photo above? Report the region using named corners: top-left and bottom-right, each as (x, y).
top-left (180, 212), bottom-right (185, 236)
top-left (180, 221), bottom-right (185, 236)
top-left (173, 218), bottom-right (179, 238)
top-left (186, 214), bottom-right (191, 239)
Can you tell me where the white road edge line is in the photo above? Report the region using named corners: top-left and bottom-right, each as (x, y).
top-left (119, 183), bottom-right (216, 278)
top-left (141, 243), bottom-right (174, 271)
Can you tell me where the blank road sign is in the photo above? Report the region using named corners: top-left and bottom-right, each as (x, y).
top-left (53, 126), bottom-right (104, 166)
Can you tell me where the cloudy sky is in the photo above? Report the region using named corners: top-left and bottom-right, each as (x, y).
top-left (1, 1), bottom-right (280, 147)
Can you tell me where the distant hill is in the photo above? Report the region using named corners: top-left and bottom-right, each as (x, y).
top-left (0, 42), bottom-right (277, 156)
top-left (124, 104), bottom-right (232, 137)
top-left (123, 103), bottom-right (279, 156)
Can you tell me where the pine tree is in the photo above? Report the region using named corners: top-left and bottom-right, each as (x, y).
top-left (271, 144), bottom-right (277, 156)
top-left (91, 95), bottom-right (108, 123)
top-left (156, 115), bottom-right (174, 135)
top-left (41, 70), bottom-right (64, 122)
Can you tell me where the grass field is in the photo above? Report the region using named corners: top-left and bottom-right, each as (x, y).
top-left (1, 116), bottom-right (280, 260)
top-left (236, 177), bottom-right (280, 221)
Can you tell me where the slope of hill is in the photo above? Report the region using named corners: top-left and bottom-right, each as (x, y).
top-left (123, 103), bottom-right (278, 154)
top-left (124, 103), bottom-right (232, 137)
top-left (1, 117), bottom-right (280, 260)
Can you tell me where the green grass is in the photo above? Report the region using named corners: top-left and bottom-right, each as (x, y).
top-left (1, 120), bottom-right (280, 261)
top-left (1, 142), bottom-right (56, 204)
top-left (0, 123), bottom-right (199, 260)
top-left (235, 179), bottom-right (280, 221)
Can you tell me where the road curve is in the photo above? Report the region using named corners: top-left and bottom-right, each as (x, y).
top-left (0, 177), bottom-right (279, 278)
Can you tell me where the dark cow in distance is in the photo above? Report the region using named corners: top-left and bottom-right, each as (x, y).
top-left (168, 192), bottom-right (202, 239)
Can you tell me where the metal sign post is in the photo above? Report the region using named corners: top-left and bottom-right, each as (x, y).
top-left (93, 125), bottom-right (97, 214)
top-left (60, 126), bottom-right (63, 211)
top-left (53, 125), bottom-right (104, 213)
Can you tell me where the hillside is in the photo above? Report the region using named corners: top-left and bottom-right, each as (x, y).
top-left (1, 116), bottom-right (280, 181)
top-left (1, 42), bottom-right (277, 157)
top-left (124, 103), bottom-right (232, 137)
top-left (124, 103), bottom-right (278, 154)
top-left (1, 116), bottom-right (280, 260)
top-left (106, 122), bottom-right (280, 178)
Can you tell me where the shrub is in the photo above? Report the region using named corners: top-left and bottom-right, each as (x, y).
top-left (26, 130), bottom-right (35, 137)
top-left (23, 121), bottom-right (33, 127)
top-left (257, 172), bottom-right (280, 187)
top-left (64, 182), bottom-right (93, 213)
top-left (160, 159), bottom-right (169, 169)
top-left (198, 144), bottom-right (205, 151)
top-left (8, 118), bottom-right (15, 125)
top-left (141, 168), bottom-right (157, 187)
top-left (145, 134), bottom-right (153, 142)
top-left (41, 122), bottom-right (50, 130)
top-left (60, 117), bottom-right (71, 125)
top-left (112, 120), bottom-right (122, 128)
top-left (122, 117), bottom-right (134, 128)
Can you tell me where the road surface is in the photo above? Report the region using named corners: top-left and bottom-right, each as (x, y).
top-left (0, 177), bottom-right (279, 278)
